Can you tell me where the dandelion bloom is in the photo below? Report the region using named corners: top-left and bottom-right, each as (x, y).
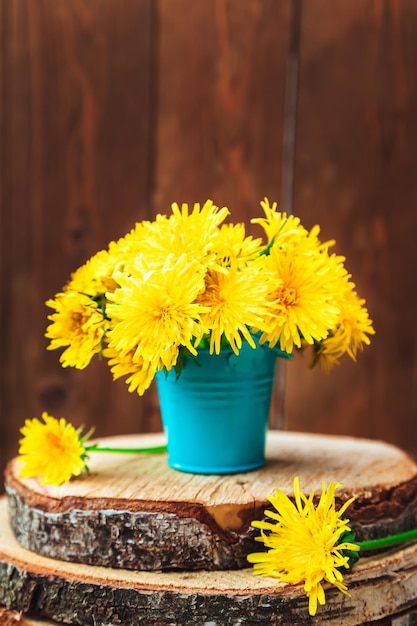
top-left (104, 346), bottom-right (161, 396)
top-left (65, 248), bottom-right (119, 297)
top-left (247, 477), bottom-right (359, 616)
top-left (312, 285), bottom-right (375, 371)
top-left (251, 198), bottom-right (309, 245)
top-left (106, 254), bottom-right (210, 380)
top-left (133, 200), bottom-right (230, 269)
top-left (260, 241), bottom-right (344, 353)
top-left (197, 258), bottom-right (273, 354)
top-left (168, 200), bottom-right (230, 262)
top-left (214, 223), bottom-right (264, 266)
top-left (45, 291), bottom-right (109, 369)
top-left (18, 413), bottom-right (89, 486)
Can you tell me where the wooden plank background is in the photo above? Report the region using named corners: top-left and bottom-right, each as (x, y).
top-left (1, 0), bottom-right (416, 489)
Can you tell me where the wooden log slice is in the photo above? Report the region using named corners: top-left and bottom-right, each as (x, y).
top-left (1, 498), bottom-right (417, 625)
top-left (0, 608), bottom-right (58, 625)
top-left (4, 431), bottom-right (417, 572)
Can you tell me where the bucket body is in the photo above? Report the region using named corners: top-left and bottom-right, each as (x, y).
top-left (156, 340), bottom-right (279, 474)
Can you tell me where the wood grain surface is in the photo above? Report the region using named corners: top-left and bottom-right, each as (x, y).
top-left (0, 0), bottom-right (160, 478)
top-left (286, 1), bottom-right (417, 454)
top-left (4, 431), bottom-right (417, 572)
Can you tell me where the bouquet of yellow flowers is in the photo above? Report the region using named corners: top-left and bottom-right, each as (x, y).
top-left (45, 199), bottom-right (374, 394)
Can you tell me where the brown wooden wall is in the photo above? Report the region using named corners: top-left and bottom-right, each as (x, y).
top-left (1, 0), bottom-right (417, 487)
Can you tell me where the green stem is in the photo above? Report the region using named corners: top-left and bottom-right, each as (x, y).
top-left (258, 235), bottom-right (276, 257)
top-left (85, 444), bottom-right (167, 455)
top-left (357, 528), bottom-right (417, 551)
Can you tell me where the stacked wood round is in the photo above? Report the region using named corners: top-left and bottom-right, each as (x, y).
top-left (1, 431), bottom-right (417, 625)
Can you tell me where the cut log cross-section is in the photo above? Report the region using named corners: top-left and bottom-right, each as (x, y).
top-left (4, 431), bottom-right (417, 572)
top-left (6, 432), bottom-right (417, 570)
top-left (1, 498), bottom-right (417, 626)
top-left (2, 432), bottom-right (417, 624)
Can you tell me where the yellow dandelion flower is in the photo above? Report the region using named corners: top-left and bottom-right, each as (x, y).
top-left (18, 413), bottom-right (89, 486)
top-left (251, 198), bottom-right (308, 245)
top-left (114, 215), bottom-right (172, 270)
top-left (129, 200), bottom-right (230, 270)
top-left (261, 241), bottom-right (343, 353)
top-left (313, 285), bottom-right (375, 371)
top-left (213, 223), bottom-right (264, 266)
top-left (106, 222), bottom-right (167, 278)
top-left (310, 349), bottom-right (341, 373)
top-left (170, 199), bottom-right (230, 247)
top-left (248, 478), bottom-right (359, 617)
top-left (197, 258), bottom-right (273, 355)
top-left (104, 346), bottom-right (160, 396)
top-left (107, 254), bottom-right (209, 371)
top-left (65, 249), bottom-right (119, 297)
top-left (46, 291), bottom-right (109, 368)
top-left (109, 221), bottom-right (148, 257)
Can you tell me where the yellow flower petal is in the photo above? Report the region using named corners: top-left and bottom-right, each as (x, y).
top-left (197, 258), bottom-right (273, 355)
top-left (46, 291), bottom-right (109, 369)
top-left (106, 254), bottom-right (210, 387)
top-left (18, 413), bottom-right (88, 486)
top-left (248, 478), bottom-right (359, 616)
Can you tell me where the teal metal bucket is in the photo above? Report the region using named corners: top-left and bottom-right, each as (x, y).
top-left (156, 339), bottom-right (287, 474)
